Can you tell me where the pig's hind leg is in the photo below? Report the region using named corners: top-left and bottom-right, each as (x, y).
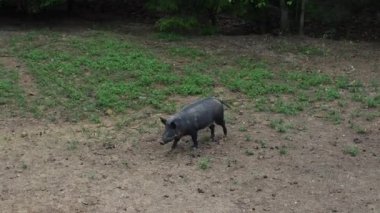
top-left (209, 124), bottom-right (216, 142)
top-left (215, 118), bottom-right (227, 136)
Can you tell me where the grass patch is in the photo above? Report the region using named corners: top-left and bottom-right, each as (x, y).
top-left (343, 145), bottom-right (359, 157)
top-left (279, 146), bottom-right (288, 155)
top-left (169, 46), bottom-right (205, 58)
top-left (198, 157), bottom-right (211, 170)
top-left (255, 139), bottom-right (268, 148)
top-left (9, 30), bottom-right (218, 121)
top-left (155, 32), bottom-right (186, 41)
top-left (245, 150), bottom-right (254, 156)
top-left (67, 140), bottom-right (79, 150)
top-left (271, 41), bottom-right (327, 56)
top-left (0, 65), bottom-right (25, 109)
top-left (270, 119), bottom-right (292, 133)
top-left (316, 87), bottom-right (340, 101)
top-left (244, 135), bottom-right (252, 142)
top-left (326, 110), bottom-right (342, 125)
top-left (5, 29), bottom-right (377, 126)
top-left (350, 123), bottom-right (367, 134)
top-left (271, 99), bottom-right (305, 115)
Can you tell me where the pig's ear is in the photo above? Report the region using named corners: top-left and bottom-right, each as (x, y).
top-left (160, 117), bottom-right (167, 125)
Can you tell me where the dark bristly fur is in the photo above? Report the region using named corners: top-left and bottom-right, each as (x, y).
top-left (160, 97), bottom-right (228, 150)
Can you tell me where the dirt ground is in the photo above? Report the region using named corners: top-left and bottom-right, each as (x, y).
top-left (0, 21), bottom-right (379, 213)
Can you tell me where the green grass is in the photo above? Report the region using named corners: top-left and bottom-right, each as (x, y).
top-left (8, 31), bottom-right (213, 120)
top-left (2, 29), bottom-right (377, 124)
top-left (0, 65), bottom-right (25, 108)
top-left (270, 119), bottom-right (293, 133)
top-left (271, 41), bottom-right (328, 56)
top-left (67, 140), bottom-right (79, 150)
top-left (155, 32), bottom-right (186, 41)
top-left (245, 150), bottom-right (254, 156)
top-left (169, 47), bottom-right (205, 58)
top-left (343, 145), bottom-right (359, 157)
top-left (279, 146), bottom-right (288, 155)
top-left (326, 110), bottom-right (342, 125)
top-left (255, 139), bottom-right (268, 148)
top-left (198, 157), bottom-right (210, 170)
top-left (244, 135), bottom-right (252, 141)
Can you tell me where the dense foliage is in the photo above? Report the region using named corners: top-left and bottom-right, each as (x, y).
top-left (0, 0), bottom-right (379, 40)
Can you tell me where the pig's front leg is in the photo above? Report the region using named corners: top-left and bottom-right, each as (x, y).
top-left (171, 138), bottom-right (180, 150)
top-left (190, 132), bottom-right (198, 149)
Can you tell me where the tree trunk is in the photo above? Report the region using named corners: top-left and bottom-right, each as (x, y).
top-left (299, 0), bottom-right (306, 35)
top-left (280, 0), bottom-right (290, 34)
top-left (67, 0), bottom-right (74, 13)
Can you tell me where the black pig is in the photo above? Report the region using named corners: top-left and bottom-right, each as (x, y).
top-left (160, 97), bottom-right (229, 150)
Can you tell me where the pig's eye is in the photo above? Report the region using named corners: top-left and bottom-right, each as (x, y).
top-left (170, 121), bottom-right (176, 129)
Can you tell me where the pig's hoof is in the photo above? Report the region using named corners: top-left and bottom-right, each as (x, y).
top-left (191, 147), bottom-right (200, 157)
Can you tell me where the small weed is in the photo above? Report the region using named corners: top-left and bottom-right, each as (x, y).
top-left (21, 161), bottom-right (28, 170)
top-left (336, 76), bottom-right (350, 89)
top-left (337, 100), bottom-right (347, 108)
top-left (67, 140), bottom-right (79, 150)
top-left (245, 150), bottom-right (254, 156)
top-left (366, 95), bottom-right (380, 108)
top-left (198, 157), bottom-right (210, 170)
top-left (122, 160), bottom-right (129, 168)
top-left (255, 97), bottom-right (270, 112)
top-left (316, 87), bottom-right (340, 101)
top-left (326, 110), bottom-right (342, 125)
top-left (245, 135), bottom-right (252, 142)
top-left (350, 123), bottom-right (367, 134)
top-left (270, 119), bottom-right (292, 133)
top-left (87, 171), bottom-right (97, 180)
top-left (239, 127), bottom-right (247, 132)
top-left (343, 145), bottom-right (359, 157)
top-left (279, 146), bottom-right (288, 155)
top-left (89, 114), bottom-right (101, 124)
top-left (364, 112), bottom-right (380, 121)
top-left (271, 99), bottom-right (304, 115)
top-left (255, 139), bottom-right (268, 148)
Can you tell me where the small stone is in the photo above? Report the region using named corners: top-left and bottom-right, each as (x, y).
top-left (105, 109), bottom-right (113, 116)
top-left (263, 175), bottom-right (268, 179)
top-left (163, 195), bottom-right (169, 198)
top-left (353, 138), bottom-right (362, 144)
top-left (256, 188), bottom-right (262, 192)
top-left (197, 188), bottom-right (205, 193)
top-left (21, 132), bottom-right (28, 138)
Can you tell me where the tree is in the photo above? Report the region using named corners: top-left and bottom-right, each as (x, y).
top-left (299, 0), bottom-right (306, 35)
top-left (280, 0), bottom-right (289, 33)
